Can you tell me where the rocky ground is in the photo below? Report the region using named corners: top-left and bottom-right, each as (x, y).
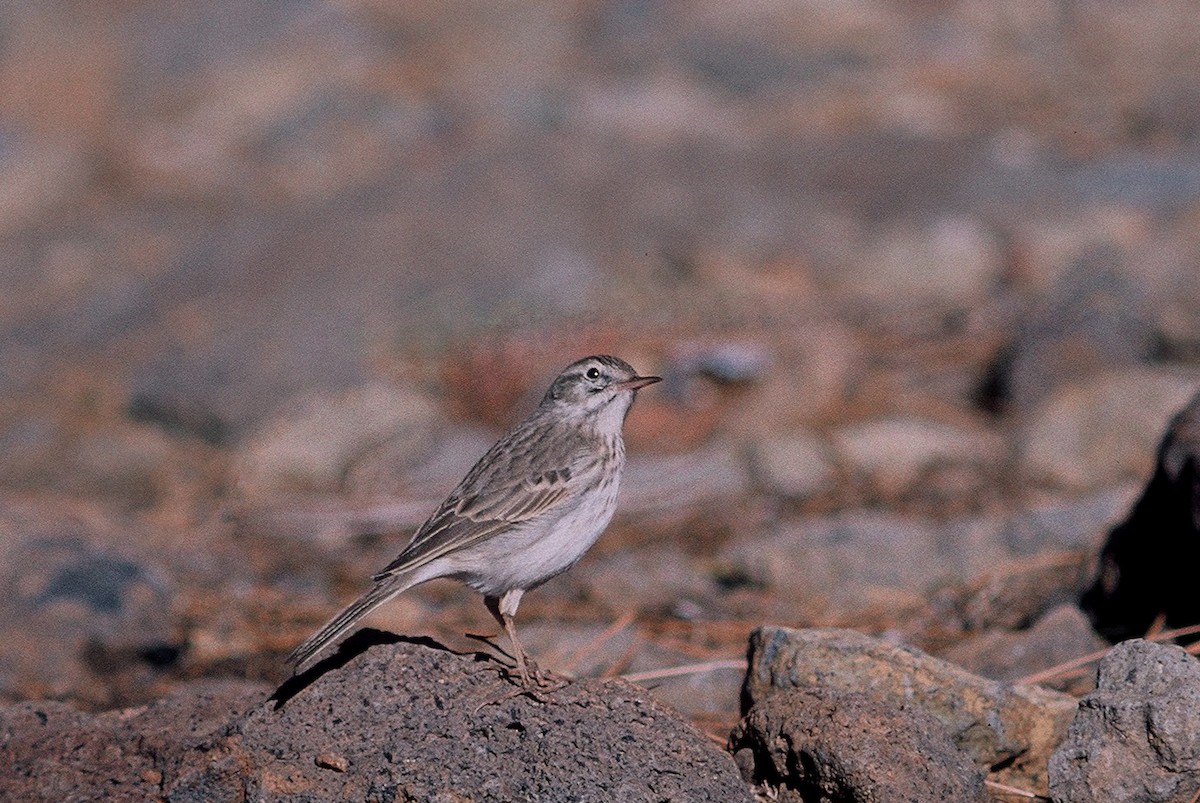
top-left (2, 1), bottom-right (1200, 801)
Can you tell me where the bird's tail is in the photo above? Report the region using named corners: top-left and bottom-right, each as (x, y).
top-left (287, 576), bottom-right (414, 671)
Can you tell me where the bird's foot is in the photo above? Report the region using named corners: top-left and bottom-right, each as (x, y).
top-left (471, 669), bottom-right (569, 711)
top-left (510, 657), bottom-right (569, 694)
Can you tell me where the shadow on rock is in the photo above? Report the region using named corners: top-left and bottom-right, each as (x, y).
top-left (271, 628), bottom-right (441, 708)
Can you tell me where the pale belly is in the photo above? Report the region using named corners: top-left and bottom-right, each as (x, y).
top-left (453, 475), bottom-right (621, 597)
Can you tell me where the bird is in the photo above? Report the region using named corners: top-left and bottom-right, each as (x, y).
top-left (287, 355), bottom-right (661, 688)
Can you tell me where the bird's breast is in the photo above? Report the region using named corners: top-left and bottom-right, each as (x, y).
top-left (458, 468), bottom-right (623, 596)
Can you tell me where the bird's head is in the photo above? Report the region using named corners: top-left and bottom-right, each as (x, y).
top-left (541, 355), bottom-right (660, 432)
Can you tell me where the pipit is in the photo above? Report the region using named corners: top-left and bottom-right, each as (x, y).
top-left (287, 355), bottom-right (661, 688)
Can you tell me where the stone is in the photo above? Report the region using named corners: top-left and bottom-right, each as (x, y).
top-left (730, 686), bottom-right (987, 803)
top-left (749, 431), bottom-right (836, 499)
top-left (986, 244), bottom-right (1157, 413)
top-left (832, 416), bottom-right (1004, 497)
top-left (852, 216), bottom-right (1004, 305)
top-left (0, 494), bottom-right (177, 707)
top-left (233, 382), bottom-right (441, 498)
top-left (744, 626), bottom-right (1077, 794)
top-left (620, 442), bottom-right (751, 517)
top-left (0, 137), bottom-right (92, 238)
top-left (953, 551), bottom-right (1095, 632)
top-left (0, 638), bottom-right (753, 803)
top-left (724, 512), bottom-right (955, 619)
top-left (1019, 368), bottom-right (1199, 490)
top-left (1049, 639), bottom-right (1200, 803)
top-left (940, 604), bottom-right (1108, 686)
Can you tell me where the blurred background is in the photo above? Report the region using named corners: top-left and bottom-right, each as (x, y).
top-left (1, 0), bottom-right (1199, 738)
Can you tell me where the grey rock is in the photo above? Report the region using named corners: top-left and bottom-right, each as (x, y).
top-left (745, 626), bottom-right (1077, 795)
top-left (832, 416), bottom-right (1004, 497)
top-left (0, 495), bottom-right (176, 707)
top-left (941, 603), bottom-right (1108, 686)
top-left (847, 215), bottom-right (1004, 305)
top-left (749, 431), bottom-right (836, 499)
top-left (0, 679), bottom-right (264, 803)
top-left (989, 246), bottom-right (1158, 413)
top-left (725, 513), bottom-right (955, 618)
top-left (0, 138), bottom-right (92, 238)
top-left (1049, 639), bottom-right (1200, 803)
top-left (1018, 368), bottom-right (1198, 489)
top-left (621, 443), bottom-right (751, 517)
top-left (0, 639), bottom-right (753, 802)
top-left (233, 382), bottom-right (442, 498)
top-left (953, 551), bottom-right (1095, 632)
top-left (665, 342), bottom-right (772, 386)
top-left (731, 686), bottom-right (987, 803)
top-left (985, 484), bottom-right (1138, 557)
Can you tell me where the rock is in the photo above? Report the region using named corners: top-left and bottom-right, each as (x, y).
top-left (0, 679), bottom-right (266, 803)
top-left (344, 423), bottom-right (498, 498)
top-left (848, 216), bottom-right (1004, 305)
top-left (832, 416), bottom-right (1004, 498)
top-left (665, 341), bottom-right (772, 386)
top-left (730, 686), bottom-right (987, 803)
top-left (953, 551), bottom-right (1095, 632)
top-left (985, 484), bottom-right (1138, 557)
top-left (940, 604), bottom-right (1108, 687)
top-left (749, 431), bottom-right (836, 499)
top-left (233, 382), bottom-right (442, 498)
top-left (582, 540), bottom-right (713, 616)
top-left (724, 513), bottom-right (954, 620)
top-left (731, 326), bottom-right (863, 437)
top-left (1019, 368), bottom-right (1199, 489)
top-left (0, 137), bottom-right (92, 237)
top-left (1083, 389), bottom-right (1200, 640)
top-left (0, 638), bottom-right (753, 802)
top-left (744, 626), bottom-right (1077, 794)
top-left (0, 495), bottom-right (177, 707)
top-left (1049, 639), bottom-right (1200, 803)
top-left (986, 245), bottom-right (1157, 413)
top-left (620, 442), bottom-right (751, 517)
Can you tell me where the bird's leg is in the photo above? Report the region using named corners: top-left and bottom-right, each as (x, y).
top-left (484, 590), bottom-right (547, 689)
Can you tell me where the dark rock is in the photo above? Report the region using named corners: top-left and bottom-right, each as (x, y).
top-left (1082, 389), bottom-right (1200, 640)
top-left (1049, 639), bottom-right (1200, 803)
top-left (730, 686), bottom-right (987, 803)
top-left (0, 679), bottom-right (265, 803)
top-left (0, 638), bottom-right (753, 803)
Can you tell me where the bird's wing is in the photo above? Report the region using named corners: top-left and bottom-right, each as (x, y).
top-left (372, 435), bottom-right (598, 581)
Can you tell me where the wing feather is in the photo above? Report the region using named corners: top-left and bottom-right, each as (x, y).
top-left (372, 425), bottom-right (601, 581)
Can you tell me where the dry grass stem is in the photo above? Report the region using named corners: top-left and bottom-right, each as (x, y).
top-left (1018, 621), bottom-right (1200, 686)
top-left (984, 778), bottom-right (1049, 800)
top-left (621, 658), bottom-right (746, 684)
top-left (558, 611), bottom-right (637, 674)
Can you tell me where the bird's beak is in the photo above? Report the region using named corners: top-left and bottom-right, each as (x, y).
top-left (615, 375), bottom-right (662, 391)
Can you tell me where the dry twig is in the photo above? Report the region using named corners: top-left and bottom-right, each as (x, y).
top-left (621, 657), bottom-right (746, 684)
top-left (1018, 622), bottom-right (1200, 686)
top-left (984, 778), bottom-right (1049, 800)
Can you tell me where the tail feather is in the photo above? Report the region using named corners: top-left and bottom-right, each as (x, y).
top-left (287, 578), bottom-right (413, 671)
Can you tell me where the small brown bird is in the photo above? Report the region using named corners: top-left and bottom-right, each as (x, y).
top-left (288, 355), bottom-right (660, 687)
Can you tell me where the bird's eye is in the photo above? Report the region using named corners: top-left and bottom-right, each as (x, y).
top-left (585, 367), bottom-right (601, 380)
